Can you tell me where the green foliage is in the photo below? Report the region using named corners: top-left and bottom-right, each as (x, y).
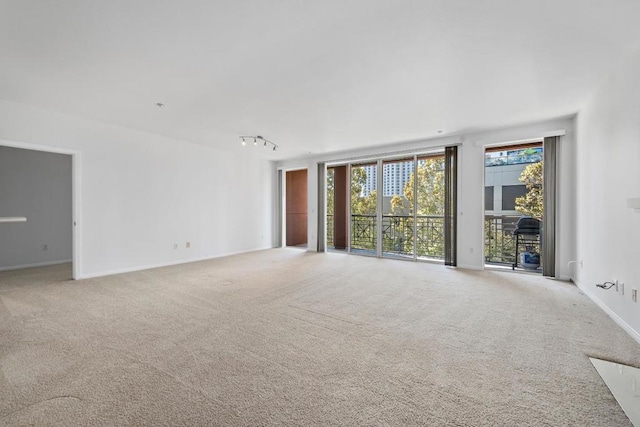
top-left (386, 157), bottom-right (445, 257)
top-left (390, 194), bottom-right (405, 213)
top-left (350, 166), bottom-right (377, 215)
top-left (391, 157), bottom-right (445, 216)
top-left (484, 217), bottom-right (516, 265)
top-left (328, 159), bottom-right (446, 257)
top-left (515, 161), bottom-right (543, 218)
top-left (326, 169), bottom-right (335, 247)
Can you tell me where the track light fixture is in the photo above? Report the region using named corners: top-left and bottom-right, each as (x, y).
top-left (239, 135), bottom-right (279, 152)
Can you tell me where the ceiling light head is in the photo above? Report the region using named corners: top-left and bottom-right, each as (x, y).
top-left (437, 130), bottom-right (444, 134)
top-left (238, 135), bottom-right (279, 152)
top-left (156, 102), bottom-right (165, 108)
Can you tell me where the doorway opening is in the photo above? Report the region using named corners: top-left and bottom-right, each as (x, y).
top-left (285, 169), bottom-right (308, 249)
top-left (0, 144), bottom-right (77, 280)
top-left (484, 142), bottom-right (543, 273)
top-left (326, 166), bottom-right (347, 252)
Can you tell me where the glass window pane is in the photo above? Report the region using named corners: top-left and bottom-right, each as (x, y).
top-left (382, 159), bottom-right (414, 259)
top-left (485, 186), bottom-right (494, 211)
top-left (502, 185), bottom-right (527, 211)
top-left (415, 155), bottom-right (445, 260)
top-left (350, 164), bottom-right (377, 253)
top-left (326, 167), bottom-right (335, 248)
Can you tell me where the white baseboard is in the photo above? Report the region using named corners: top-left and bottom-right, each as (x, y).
top-left (79, 246), bottom-right (273, 280)
top-left (0, 259), bottom-right (72, 272)
top-left (574, 278), bottom-right (640, 346)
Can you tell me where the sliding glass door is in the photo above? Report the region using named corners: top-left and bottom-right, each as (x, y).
top-left (350, 163), bottom-right (377, 254)
top-left (332, 148), bottom-right (456, 264)
top-left (415, 154), bottom-right (446, 260)
top-left (382, 158), bottom-right (415, 259)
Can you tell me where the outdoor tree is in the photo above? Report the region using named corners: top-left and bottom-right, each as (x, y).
top-left (350, 167), bottom-right (377, 215)
top-left (391, 157), bottom-right (445, 216)
top-left (326, 166), bottom-right (376, 217)
top-left (390, 194), bottom-right (405, 213)
top-left (349, 166), bottom-right (378, 249)
top-left (387, 156), bottom-right (445, 257)
top-left (515, 161), bottom-right (543, 218)
top-left (326, 169), bottom-right (335, 247)
top-left (330, 159), bottom-right (446, 254)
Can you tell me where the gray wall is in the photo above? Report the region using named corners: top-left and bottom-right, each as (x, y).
top-left (0, 146), bottom-right (72, 270)
top-left (484, 163), bottom-right (528, 216)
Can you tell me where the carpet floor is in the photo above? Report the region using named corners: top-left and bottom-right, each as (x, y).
top-left (1, 249), bottom-right (639, 426)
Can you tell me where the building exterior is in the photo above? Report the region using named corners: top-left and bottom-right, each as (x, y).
top-left (361, 162), bottom-right (415, 197)
top-left (484, 147), bottom-right (542, 217)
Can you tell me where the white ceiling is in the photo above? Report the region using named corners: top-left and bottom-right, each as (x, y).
top-left (1, 0), bottom-right (640, 160)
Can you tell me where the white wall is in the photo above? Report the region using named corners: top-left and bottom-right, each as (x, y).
top-left (278, 116), bottom-right (576, 279)
top-left (575, 49), bottom-right (640, 342)
top-left (0, 100), bottom-right (274, 278)
top-left (0, 146), bottom-right (72, 270)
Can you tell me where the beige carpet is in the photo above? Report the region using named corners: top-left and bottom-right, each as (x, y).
top-left (1, 249), bottom-right (639, 426)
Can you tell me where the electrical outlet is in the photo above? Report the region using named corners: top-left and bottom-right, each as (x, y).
top-left (173, 243), bottom-right (178, 249)
top-left (186, 242), bottom-right (191, 248)
top-left (42, 244), bottom-right (48, 251)
top-left (619, 282), bottom-right (625, 295)
top-left (614, 279), bottom-right (618, 292)
top-left (632, 289), bottom-right (638, 303)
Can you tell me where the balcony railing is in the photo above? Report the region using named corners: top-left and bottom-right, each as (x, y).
top-left (350, 214), bottom-right (445, 259)
top-left (327, 213), bottom-right (527, 266)
top-left (327, 214), bottom-right (334, 248)
top-left (351, 214), bottom-right (376, 251)
top-left (484, 215), bottom-right (519, 265)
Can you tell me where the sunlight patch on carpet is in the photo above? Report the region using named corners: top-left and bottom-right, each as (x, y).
top-left (590, 357), bottom-right (640, 426)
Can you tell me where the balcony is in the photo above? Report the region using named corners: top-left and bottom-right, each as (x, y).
top-left (327, 214), bottom-right (445, 260)
top-left (327, 214), bottom-right (535, 269)
top-left (484, 215), bottom-right (542, 272)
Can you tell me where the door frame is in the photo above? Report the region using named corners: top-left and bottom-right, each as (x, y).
top-left (0, 138), bottom-right (82, 280)
top-left (481, 138), bottom-right (547, 273)
top-left (277, 165), bottom-right (308, 249)
top-left (329, 148), bottom-right (450, 262)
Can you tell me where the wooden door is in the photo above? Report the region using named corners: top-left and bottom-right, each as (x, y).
top-left (286, 169), bottom-right (307, 246)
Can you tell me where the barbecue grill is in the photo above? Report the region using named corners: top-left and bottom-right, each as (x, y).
top-left (512, 216), bottom-right (541, 270)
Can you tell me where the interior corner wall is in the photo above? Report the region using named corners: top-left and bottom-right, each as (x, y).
top-left (575, 49), bottom-right (640, 342)
top-left (0, 146), bottom-right (72, 270)
top-left (0, 100), bottom-right (274, 278)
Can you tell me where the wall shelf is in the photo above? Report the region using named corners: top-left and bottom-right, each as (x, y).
top-left (0, 217), bottom-right (27, 223)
